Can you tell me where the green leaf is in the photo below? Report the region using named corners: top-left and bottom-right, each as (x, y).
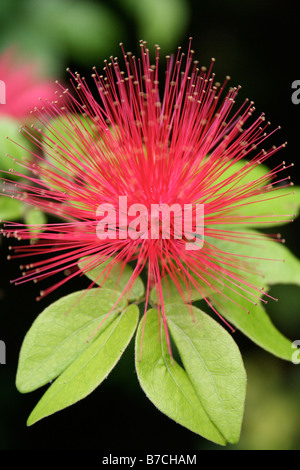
top-left (0, 117), bottom-right (31, 179)
top-left (209, 157), bottom-right (299, 227)
top-left (135, 309), bottom-right (227, 445)
top-left (211, 288), bottom-right (293, 361)
top-left (229, 186), bottom-right (300, 228)
top-left (42, 114), bottom-right (94, 175)
top-left (205, 158), bottom-right (271, 209)
top-left (209, 228), bottom-right (300, 287)
top-left (16, 288), bottom-right (127, 393)
top-left (27, 303), bottom-right (139, 425)
top-left (211, 159), bottom-right (271, 192)
top-left (78, 255), bottom-right (145, 301)
top-left (206, 228), bottom-right (296, 360)
top-left (0, 196), bottom-right (23, 220)
top-left (165, 303), bottom-right (246, 444)
top-left (149, 273), bottom-right (212, 305)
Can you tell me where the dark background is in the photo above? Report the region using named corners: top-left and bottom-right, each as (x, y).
top-left (0, 0), bottom-right (300, 450)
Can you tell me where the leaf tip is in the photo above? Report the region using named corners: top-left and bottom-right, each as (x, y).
top-left (26, 413), bottom-right (37, 427)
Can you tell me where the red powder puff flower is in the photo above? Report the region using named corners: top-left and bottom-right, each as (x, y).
top-left (2, 40), bottom-right (293, 357)
top-left (0, 48), bottom-right (58, 120)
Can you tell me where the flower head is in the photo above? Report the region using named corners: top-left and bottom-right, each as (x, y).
top-left (2, 40), bottom-right (293, 354)
top-left (0, 48), bottom-right (58, 119)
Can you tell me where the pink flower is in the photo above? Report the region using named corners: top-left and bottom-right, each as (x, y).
top-left (3, 41), bottom-right (292, 354)
top-left (0, 49), bottom-right (58, 119)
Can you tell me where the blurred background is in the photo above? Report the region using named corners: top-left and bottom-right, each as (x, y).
top-left (0, 0), bottom-right (300, 450)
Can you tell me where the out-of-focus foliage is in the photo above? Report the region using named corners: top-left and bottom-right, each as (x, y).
top-left (0, 117), bottom-right (30, 178)
top-left (118, 0), bottom-right (190, 50)
top-left (231, 355), bottom-right (300, 450)
top-left (0, 0), bottom-right (190, 75)
top-left (0, 0), bottom-right (125, 73)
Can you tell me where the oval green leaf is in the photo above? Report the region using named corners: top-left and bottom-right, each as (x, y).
top-left (212, 288), bottom-right (293, 361)
top-left (205, 228), bottom-right (296, 360)
top-left (211, 158), bottom-right (271, 194)
top-left (209, 157), bottom-right (299, 227)
top-left (209, 228), bottom-right (300, 287)
top-left (79, 255), bottom-right (145, 301)
top-left (135, 309), bottom-right (227, 445)
top-left (149, 273), bottom-right (216, 305)
top-left (27, 303), bottom-right (139, 425)
top-left (229, 186), bottom-right (300, 228)
top-left (16, 288), bottom-right (127, 393)
top-left (165, 303), bottom-right (246, 444)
